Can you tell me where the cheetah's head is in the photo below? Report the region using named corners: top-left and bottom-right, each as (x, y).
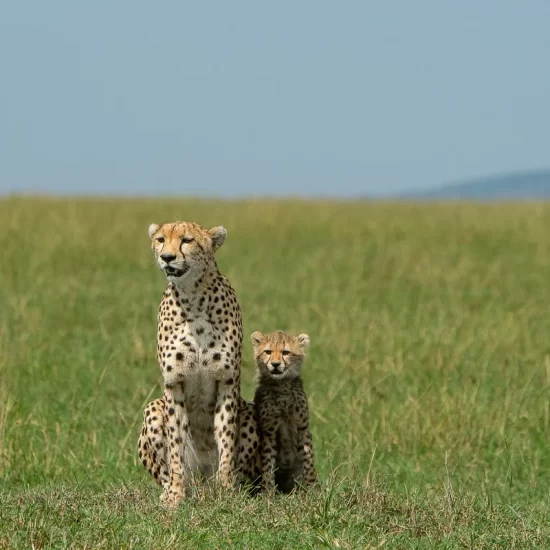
top-left (148, 221), bottom-right (226, 283)
top-left (251, 330), bottom-right (310, 380)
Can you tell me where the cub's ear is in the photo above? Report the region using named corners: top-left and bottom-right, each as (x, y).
top-left (250, 331), bottom-right (264, 346)
top-left (148, 224), bottom-right (160, 239)
top-left (297, 333), bottom-right (310, 347)
top-left (207, 226), bottom-right (227, 250)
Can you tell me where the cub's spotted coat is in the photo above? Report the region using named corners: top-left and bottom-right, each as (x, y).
top-left (137, 221), bottom-right (258, 508)
top-left (252, 330), bottom-right (317, 493)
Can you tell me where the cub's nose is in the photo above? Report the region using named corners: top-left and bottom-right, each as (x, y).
top-left (270, 361), bottom-right (281, 368)
top-left (160, 253), bottom-right (176, 263)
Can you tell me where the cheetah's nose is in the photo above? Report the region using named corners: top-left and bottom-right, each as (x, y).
top-left (271, 361), bottom-right (281, 368)
top-left (161, 253), bottom-right (177, 263)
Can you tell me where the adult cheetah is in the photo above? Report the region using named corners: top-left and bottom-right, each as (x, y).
top-left (137, 221), bottom-right (258, 508)
top-left (252, 330), bottom-right (318, 493)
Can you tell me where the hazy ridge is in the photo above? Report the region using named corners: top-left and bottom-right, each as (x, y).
top-left (400, 169), bottom-right (550, 199)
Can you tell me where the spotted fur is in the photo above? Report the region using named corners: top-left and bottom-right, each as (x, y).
top-left (138, 396), bottom-right (261, 494)
top-left (137, 221), bottom-right (254, 508)
top-left (252, 330), bottom-right (318, 493)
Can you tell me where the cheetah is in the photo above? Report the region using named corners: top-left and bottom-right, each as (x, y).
top-left (137, 221), bottom-right (258, 508)
top-left (251, 330), bottom-right (318, 493)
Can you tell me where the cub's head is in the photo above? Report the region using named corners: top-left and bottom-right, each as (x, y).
top-left (148, 221), bottom-right (227, 282)
top-left (251, 330), bottom-right (310, 380)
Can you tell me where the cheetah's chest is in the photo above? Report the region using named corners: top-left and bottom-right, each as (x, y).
top-left (159, 314), bottom-right (223, 462)
top-left (158, 308), bottom-right (232, 385)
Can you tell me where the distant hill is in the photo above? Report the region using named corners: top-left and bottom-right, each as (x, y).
top-left (400, 170), bottom-right (550, 200)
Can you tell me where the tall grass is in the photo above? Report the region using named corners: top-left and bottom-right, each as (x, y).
top-left (0, 197), bottom-right (548, 548)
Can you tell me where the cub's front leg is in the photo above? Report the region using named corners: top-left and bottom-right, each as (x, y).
top-left (214, 378), bottom-right (239, 487)
top-left (161, 383), bottom-right (188, 509)
top-left (297, 425), bottom-right (318, 487)
top-left (257, 404), bottom-right (279, 493)
top-left (294, 394), bottom-right (317, 488)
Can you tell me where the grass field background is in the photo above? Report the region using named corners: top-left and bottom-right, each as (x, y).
top-left (0, 197), bottom-right (549, 548)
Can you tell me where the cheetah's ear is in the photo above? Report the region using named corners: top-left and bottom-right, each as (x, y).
top-left (250, 331), bottom-right (264, 346)
top-left (207, 226), bottom-right (227, 251)
top-left (148, 224), bottom-right (160, 239)
top-left (297, 334), bottom-right (310, 347)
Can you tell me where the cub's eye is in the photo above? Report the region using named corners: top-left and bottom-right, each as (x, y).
top-left (156, 236), bottom-right (165, 243)
top-left (264, 350), bottom-right (272, 356)
top-left (282, 350), bottom-right (291, 356)
top-left (181, 236), bottom-right (194, 244)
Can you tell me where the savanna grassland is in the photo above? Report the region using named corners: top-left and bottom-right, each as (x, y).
top-left (0, 197), bottom-right (549, 549)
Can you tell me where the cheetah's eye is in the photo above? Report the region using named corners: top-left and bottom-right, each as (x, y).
top-left (156, 236), bottom-right (165, 244)
top-left (282, 350), bottom-right (290, 356)
top-left (264, 350), bottom-right (272, 356)
top-left (181, 236), bottom-right (194, 244)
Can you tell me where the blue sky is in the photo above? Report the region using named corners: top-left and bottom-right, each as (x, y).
top-left (1, 1), bottom-right (548, 197)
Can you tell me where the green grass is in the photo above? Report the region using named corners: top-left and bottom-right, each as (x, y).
top-left (0, 197), bottom-right (549, 548)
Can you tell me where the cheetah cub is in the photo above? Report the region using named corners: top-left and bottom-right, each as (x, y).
top-left (252, 330), bottom-right (317, 493)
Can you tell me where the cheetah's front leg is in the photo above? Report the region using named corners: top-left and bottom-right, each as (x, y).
top-left (258, 411), bottom-right (279, 493)
top-left (214, 380), bottom-right (238, 488)
top-left (138, 398), bottom-right (169, 489)
top-left (162, 383), bottom-right (188, 509)
top-left (236, 398), bottom-right (261, 488)
top-left (297, 425), bottom-right (318, 487)
top-left (293, 393), bottom-right (317, 488)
